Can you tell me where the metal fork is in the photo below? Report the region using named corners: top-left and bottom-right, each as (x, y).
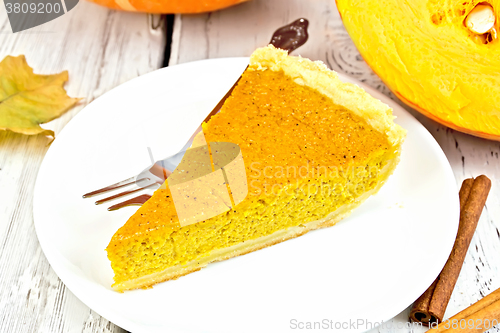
top-left (82, 18), bottom-right (309, 211)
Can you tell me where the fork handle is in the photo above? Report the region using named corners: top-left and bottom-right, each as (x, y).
top-left (269, 18), bottom-right (309, 53)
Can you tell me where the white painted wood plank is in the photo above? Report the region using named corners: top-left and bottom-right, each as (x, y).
top-left (173, 1), bottom-right (500, 332)
top-left (0, 1), bottom-right (166, 332)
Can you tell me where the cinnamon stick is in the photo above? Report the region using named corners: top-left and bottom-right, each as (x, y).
top-left (426, 287), bottom-right (500, 333)
top-left (410, 176), bottom-right (491, 325)
top-left (459, 178), bottom-right (475, 211)
top-left (411, 279), bottom-right (439, 323)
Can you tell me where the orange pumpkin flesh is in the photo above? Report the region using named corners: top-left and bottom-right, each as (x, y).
top-left (86, 0), bottom-right (249, 13)
top-left (336, 0), bottom-right (500, 140)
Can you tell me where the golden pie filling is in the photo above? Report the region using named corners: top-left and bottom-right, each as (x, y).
top-left (107, 46), bottom-right (406, 291)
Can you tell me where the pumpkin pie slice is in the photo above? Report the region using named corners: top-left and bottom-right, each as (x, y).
top-left (106, 45), bottom-right (406, 292)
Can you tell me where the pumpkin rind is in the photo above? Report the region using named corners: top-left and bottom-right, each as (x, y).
top-left (86, 0), bottom-right (249, 13)
top-left (336, 0), bottom-right (500, 140)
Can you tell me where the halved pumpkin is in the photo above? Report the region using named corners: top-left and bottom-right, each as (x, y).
top-left (336, 0), bottom-right (500, 140)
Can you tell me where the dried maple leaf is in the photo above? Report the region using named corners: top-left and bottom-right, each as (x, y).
top-left (0, 55), bottom-right (80, 138)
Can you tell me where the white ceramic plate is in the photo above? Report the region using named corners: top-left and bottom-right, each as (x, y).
top-left (33, 58), bottom-right (459, 333)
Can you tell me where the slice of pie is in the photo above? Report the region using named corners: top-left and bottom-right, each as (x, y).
top-left (106, 45), bottom-right (406, 292)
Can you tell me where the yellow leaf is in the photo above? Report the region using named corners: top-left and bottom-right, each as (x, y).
top-left (0, 55), bottom-right (80, 138)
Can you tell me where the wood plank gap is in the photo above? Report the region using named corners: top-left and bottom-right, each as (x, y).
top-left (162, 14), bottom-right (175, 67)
